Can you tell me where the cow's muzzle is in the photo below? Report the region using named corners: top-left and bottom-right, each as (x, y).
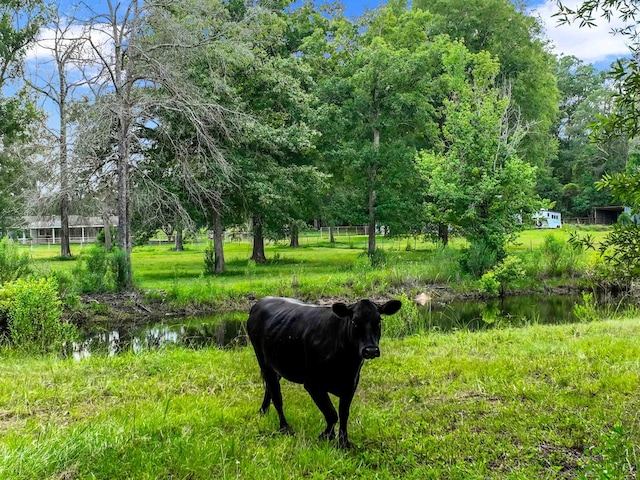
top-left (362, 346), bottom-right (380, 359)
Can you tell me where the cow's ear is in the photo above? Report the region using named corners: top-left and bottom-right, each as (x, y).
top-left (332, 302), bottom-right (352, 318)
top-left (379, 299), bottom-right (402, 316)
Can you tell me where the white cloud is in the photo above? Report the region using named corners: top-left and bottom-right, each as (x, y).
top-left (24, 21), bottom-right (115, 90)
top-left (531, 0), bottom-right (632, 64)
top-left (25, 21), bottom-right (113, 65)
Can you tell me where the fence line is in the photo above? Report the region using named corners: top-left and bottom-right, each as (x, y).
top-left (318, 226), bottom-right (369, 238)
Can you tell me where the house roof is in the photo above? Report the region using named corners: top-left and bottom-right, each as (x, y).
top-left (12, 216), bottom-right (119, 229)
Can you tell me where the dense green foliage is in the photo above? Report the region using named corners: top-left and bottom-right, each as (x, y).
top-left (417, 44), bottom-right (537, 269)
top-left (414, 0), bottom-right (560, 171)
top-left (0, 276), bottom-right (75, 353)
top-left (0, 0), bottom-right (46, 228)
top-left (0, 0), bottom-right (634, 285)
top-left (556, 0), bottom-right (640, 285)
top-left (0, 237), bottom-right (31, 284)
top-left (71, 245), bottom-right (129, 293)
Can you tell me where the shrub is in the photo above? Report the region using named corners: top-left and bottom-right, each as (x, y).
top-left (49, 269), bottom-right (80, 309)
top-left (368, 248), bottom-right (388, 268)
top-left (0, 237), bottom-right (32, 284)
top-left (567, 231), bottom-right (595, 251)
top-left (0, 277), bottom-right (76, 353)
top-left (617, 212), bottom-right (633, 225)
top-left (598, 223), bottom-right (640, 287)
top-left (72, 245), bottom-right (129, 292)
top-left (382, 293), bottom-right (423, 337)
top-left (493, 255), bottom-right (525, 295)
top-left (461, 241), bottom-right (497, 278)
top-left (95, 226), bottom-right (118, 247)
top-left (479, 271), bottom-right (500, 296)
top-left (518, 249), bottom-right (543, 278)
top-left (204, 241), bottom-right (216, 275)
top-left (541, 234), bottom-right (583, 277)
top-left (574, 292), bottom-right (599, 323)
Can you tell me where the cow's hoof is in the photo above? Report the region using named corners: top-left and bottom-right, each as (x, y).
top-left (259, 407), bottom-right (269, 415)
top-left (337, 433), bottom-right (352, 449)
top-left (338, 439), bottom-right (352, 449)
top-left (279, 425), bottom-right (294, 435)
top-left (319, 430), bottom-right (336, 442)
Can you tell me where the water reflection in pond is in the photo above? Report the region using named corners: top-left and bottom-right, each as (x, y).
top-left (421, 294), bottom-right (581, 332)
top-left (69, 293), bottom-right (634, 359)
top-left (69, 315), bottom-right (248, 360)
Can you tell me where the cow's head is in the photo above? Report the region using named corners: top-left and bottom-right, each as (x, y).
top-left (332, 299), bottom-right (402, 359)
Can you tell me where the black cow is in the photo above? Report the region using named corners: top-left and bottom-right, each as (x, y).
top-left (247, 296), bottom-right (402, 447)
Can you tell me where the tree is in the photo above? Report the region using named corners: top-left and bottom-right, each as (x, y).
top-left (415, 0), bottom-right (560, 170)
top-left (551, 55), bottom-right (628, 217)
top-left (25, 11), bottom-right (92, 257)
top-left (306, 2), bottom-right (442, 256)
top-left (222, 4), bottom-right (323, 264)
top-left (0, 0), bottom-right (47, 230)
top-left (556, 0), bottom-right (640, 284)
top-left (556, 1), bottom-right (640, 138)
top-left (417, 44), bottom-right (537, 275)
top-left (73, 0), bottom-right (242, 286)
top-left (0, 0), bottom-right (47, 87)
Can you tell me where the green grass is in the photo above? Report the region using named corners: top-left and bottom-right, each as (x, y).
top-left (0, 318), bottom-right (639, 478)
top-left (25, 234), bottom-right (471, 305)
top-left (23, 228), bottom-right (606, 307)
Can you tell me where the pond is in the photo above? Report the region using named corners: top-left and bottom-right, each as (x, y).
top-left (68, 293), bottom-right (635, 359)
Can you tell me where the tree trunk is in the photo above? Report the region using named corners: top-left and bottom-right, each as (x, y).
top-left (289, 224), bottom-right (299, 248)
top-left (213, 205), bottom-right (225, 273)
top-left (59, 97), bottom-right (71, 258)
top-left (113, 3), bottom-right (135, 289)
top-left (437, 222), bottom-right (449, 246)
top-left (174, 227), bottom-right (184, 251)
top-left (367, 81), bottom-right (382, 257)
top-left (117, 128), bottom-right (132, 288)
top-left (251, 214), bottom-right (267, 263)
top-left (368, 185), bottom-right (376, 256)
top-left (329, 225), bottom-right (335, 244)
top-left (368, 120), bottom-right (380, 256)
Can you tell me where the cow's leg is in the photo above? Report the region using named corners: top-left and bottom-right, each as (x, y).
top-left (263, 369), bottom-right (293, 434)
top-left (253, 353), bottom-right (272, 414)
top-left (337, 391), bottom-right (355, 449)
top-left (304, 384), bottom-right (338, 441)
top-left (259, 382), bottom-right (271, 414)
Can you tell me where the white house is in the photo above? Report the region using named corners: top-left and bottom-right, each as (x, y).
top-left (7, 215), bottom-right (118, 245)
top-left (532, 209), bottom-right (562, 229)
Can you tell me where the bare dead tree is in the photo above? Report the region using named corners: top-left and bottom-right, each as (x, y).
top-left (24, 11), bottom-right (96, 257)
top-left (70, 0), bottom-right (258, 287)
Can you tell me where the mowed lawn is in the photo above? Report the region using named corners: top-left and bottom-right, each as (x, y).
top-left (0, 318), bottom-right (638, 479)
top-left (24, 228), bottom-right (610, 303)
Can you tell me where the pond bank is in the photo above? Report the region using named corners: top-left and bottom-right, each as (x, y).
top-left (69, 284), bottom-right (590, 329)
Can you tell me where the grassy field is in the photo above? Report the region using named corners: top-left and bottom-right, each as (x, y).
top-left (0, 317), bottom-right (638, 479)
top-left (23, 227), bottom-right (610, 307)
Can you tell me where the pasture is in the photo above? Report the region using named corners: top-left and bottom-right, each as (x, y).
top-left (2, 226), bottom-right (638, 478)
top-left (25, 227), bottom-right (610, 307)
top-left (0, 317), bottom-right (638, 478)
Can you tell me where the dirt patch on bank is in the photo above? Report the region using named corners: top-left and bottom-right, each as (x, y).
top-left (67, 291), bottom-right (193, 329)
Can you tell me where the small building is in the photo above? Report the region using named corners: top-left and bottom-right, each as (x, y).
top-left (593, 206), bottom-right (624, 225)
top-left (533, 209), bottom-right (562, 229)
top-left (8, 215), bottom-right (118, 245)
